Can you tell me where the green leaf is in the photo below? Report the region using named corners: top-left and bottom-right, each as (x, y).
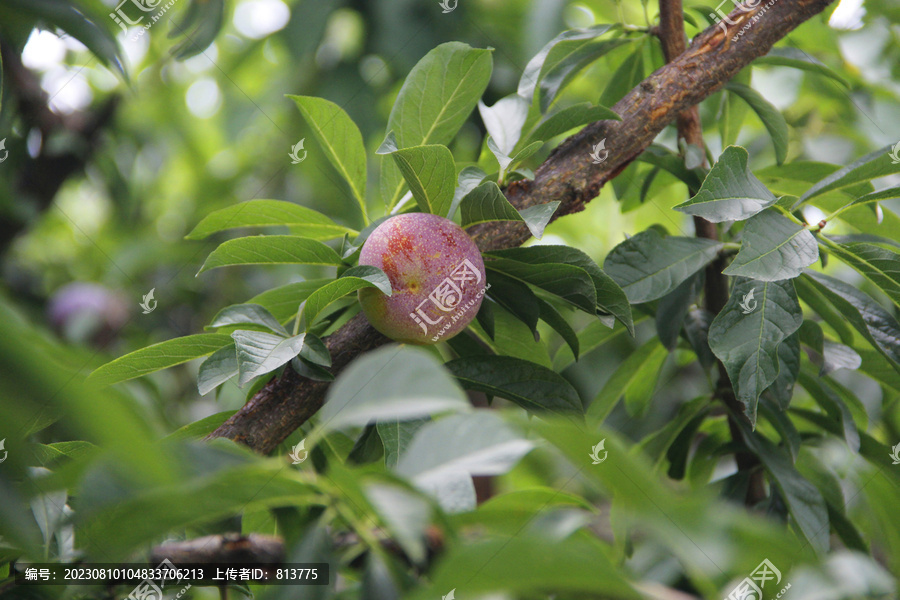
top-left (723, 210), bottom-right (818, 281)
top-left (587, 339), bottom-right (668, 422)
top-left (231, 331), bottom-right (307, 386)
top-left (724, 83), bottom-right (789, 165)
top-left (89, 334), bottom-right (233, 386)
top-left (288, 96), bottom-right (368, 222)
top-left (673, 146), bottom-right (777, 222)
top-left (198, 236), bottom-right (344, 273)
top-left (478, 94), bottom-right (530, 156)
top-left (800, 271), bottom-right (900, 373)
top-left (753, 47), bottom-right (849, 88)
top-left (4, 0), bottom-right (126, 78)
top-left (382, 42), bottom-right (493, 207)
top-left (445, 356), bottom-right (583, 418)
top-left (385, 143), bottom-right (456, 218)
top-left (303, 266), bottom-right (391, 329)
top-left (604, 229), bottom-right (722, 303)
top-left (165, 411), bottom-right (237, 441)
top-left (197, 344), bottom-right (239, 395)
top-left (635, 144), bottom-right (703, 190)
top-left (377, 419), bottom-right (429, 469)
top-left (831, 186), bottom-right (900, 217)
top-left (655, 272), bottom-right (703, 350)
top-left (245, 280), bottom-right (330, 323)
top-left (316, 346), bottom-right (469, 434)
top-left (186, 200), bottom-right (356, 241)
top-left (797, 371), bottom-right (860, 452)
top-left (485, 271), bottom-right (541, 334)
top-left (395, 412), bottom-right (534, 512)
top-left (598, 40), bottom-right (644, 109)
top-left (762, 332), bottom-right (801, 410)
top-left (364, 483), bottom-right (432, 566)
top-left (487, 245), bottom-right (633, 333)
top-left (825, 241), bottom-right (900, 309)
top-left (735, 422), bottom-right (830, 553)
top-left (460, 180), bottom-right (558, 239)
top-left (537, 298), bottom-right (580, 360)
top-left (485, 259), bottom-right (596, 313)
top-left (796, 144), bottom-right (900, 207)
top-left (528, 102), bottom-right (619, 144)
top-left (209, 304), bottom-right (289, 336)
top-left (709, 278), bottom-right (803, 424)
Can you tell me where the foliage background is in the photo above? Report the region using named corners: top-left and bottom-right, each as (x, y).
top-left (1, 0), bottom-right (900, 598)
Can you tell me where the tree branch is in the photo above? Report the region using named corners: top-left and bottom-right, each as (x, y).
top-left (208, 0), bottom-right (836, 454)
top-left (657, 0), bottom-right (767, 506)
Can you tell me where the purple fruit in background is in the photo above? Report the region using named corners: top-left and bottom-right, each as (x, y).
top-left (358, 213), bottom-right (487, 344)
top-left (47, 282), bottom-right (128, 346)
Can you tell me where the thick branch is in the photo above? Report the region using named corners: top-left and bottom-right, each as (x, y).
top-left (209, 0), bottom-right (836, 454)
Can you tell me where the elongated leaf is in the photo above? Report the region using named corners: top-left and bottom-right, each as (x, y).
top-left (245, 280), bottom-right (329, 323)
top-left (528, 103), bottom-right (620, 143)
top-left (89, 334), bottom-right (232, 386)
top-left (289, 96), bottom-right (368, 221)
top-left (656, 272), bottom-right (703, 350)
top-left (796, 144), bottom-right (900, 206)
top-left (198, 236), bottom-right (344, 273)
top-left (598, 40), bottom-right (644, 109)
top-left (377, 418), bottom-right (429, 469)
top-left (386, 143), bottom-right (456, 218)
top-left (800, 271), bottom-right (900, 373)
top-left (317, 346), bottom-right (469, 434)
top-left (303, 266), bottom-right (391, 328)
top-left (537, 298), bottom-right (579, 359)
top-left (673, 146), bottom-right (777, 222)
top-left (485, 259), bottom-right (596, 313)
top-left (208, 303), bottom-right (289, 336)
top-left (485, 270), bottom-right (541, 334)
top-left (478, 94), bottom-right (530, 156)
top-left (587, 338), bottom-right (668, 422)
top-left (604, 229), bottom-right (722, 303)
top-left (445, 356), bottom-right (583, 418)
top-left (382, 42), bottom-right (492, 207)
top-left (797, 371), bottom-right (860, 452)
top-left (724, 83), bottom-right (789, 165)
top-left (518, 24), bottom-right (617, 101)
top-left (753, 47), bottom-right (849, 88)
top-left (460, 180), bottom-right (558, 239)
top-left (197, 344), bottom-right (239, 395)
top-left (487, 245), bottom-right (632, 333)
top-left (735, 421), bottom-right (830, 554)
top-left (826, 241), bottom-right (900, 309)
top-left (833, 186), bottom-right (900, 216)
top-left (537, 36), bottom-right (630, 112)
top-left (232, 331), bottom-right (307, 386)
top-left (396, 412), bottom-right (534, 512)
top-left (762, 332), bottom-right (801, 410)
top-left (709, 278), bottom-right (803, 424)
top-left (723, 210), bottom-right (818, 281)
top-left (186, 200), bottom-right (356, 241)
top-left (636, 144), bottom-right (703, 190)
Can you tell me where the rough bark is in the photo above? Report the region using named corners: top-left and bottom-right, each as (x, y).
top-left (208, 0), bottom-right (836, 454)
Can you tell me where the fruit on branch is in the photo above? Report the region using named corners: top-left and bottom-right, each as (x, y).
top-left (358, 213), bottom-right (486, 344)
